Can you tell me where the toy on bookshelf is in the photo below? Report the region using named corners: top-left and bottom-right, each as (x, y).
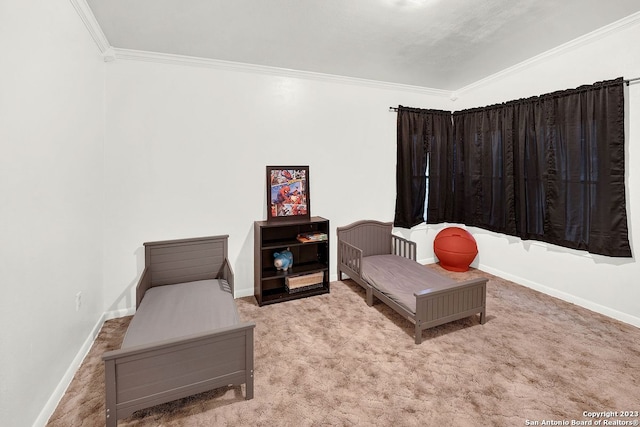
top-left (296, 232), bottom-right (328, 243)
top-left (273, 249), bottom-right (293, 272)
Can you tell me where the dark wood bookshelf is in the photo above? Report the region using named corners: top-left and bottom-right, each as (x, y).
top-left (254, 216), bottom-right (329, 306)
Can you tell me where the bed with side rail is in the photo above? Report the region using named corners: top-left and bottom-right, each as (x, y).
top-left (337, 220), bottom-right (487, 344)
top-left (102, 235), bottom-right (255, 427)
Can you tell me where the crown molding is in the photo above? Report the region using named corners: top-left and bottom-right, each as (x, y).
top-left (111, 48), bottom-right (452, 97)
top-left (69, 0), bottom-right (111, 56)
top-left (456, 11), bottom-right (640, 95)
top-left (72, 1), bottom-right (639, 97)
top-left (67, 0), bottom-right (449, 97)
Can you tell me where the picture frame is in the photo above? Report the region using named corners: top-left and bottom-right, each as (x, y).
top-left (266, 166), bottom-right (310, 222)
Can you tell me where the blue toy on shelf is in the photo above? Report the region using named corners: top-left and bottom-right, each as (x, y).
top-left (273, 249), bottom-right (293, 272)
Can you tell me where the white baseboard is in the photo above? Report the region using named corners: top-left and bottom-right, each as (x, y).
top-left (419, 257), bottom-right (437, 265)
top-left (34, 306), bottom-right (136, 426)
top-left (33, 313), bottom-right (106, 427)
top-left (104, 307), bottom-right (135, 320)
top-left (234, 288), bottom-right (255, 299)
top-left (479, 263), bottom-right (640, 329)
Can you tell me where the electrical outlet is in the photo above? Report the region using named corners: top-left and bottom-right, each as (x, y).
top-left (75, 292), bottom-right (82, 312)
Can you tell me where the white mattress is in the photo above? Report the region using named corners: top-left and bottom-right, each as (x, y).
top-left (121, 279), bottom-right (239, 348)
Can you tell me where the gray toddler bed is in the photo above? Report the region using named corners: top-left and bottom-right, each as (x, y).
top-left (102, 235), bottom-right (255, 426)
top-left (337, 220), bottom-right (487, 344)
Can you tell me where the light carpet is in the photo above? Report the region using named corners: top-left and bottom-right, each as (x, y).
top-left (47, 266), bottom-right (640, 426)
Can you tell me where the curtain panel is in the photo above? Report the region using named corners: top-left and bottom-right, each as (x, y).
top-left (450, 77), bottom-right (630, 257)
top-left (394, 106), bottom-right (453, 228)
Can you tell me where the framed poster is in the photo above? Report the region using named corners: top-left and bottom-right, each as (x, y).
top-left (266, 166), bottom-right (310, 221)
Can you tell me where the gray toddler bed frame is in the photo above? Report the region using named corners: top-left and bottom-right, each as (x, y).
top-left (102, 235), bottom-right (255, 426)
top-left (337, 220), bottom-right (487, 344)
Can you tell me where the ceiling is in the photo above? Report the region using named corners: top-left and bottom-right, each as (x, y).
top-left (85, 0), bottom-right (640, 91)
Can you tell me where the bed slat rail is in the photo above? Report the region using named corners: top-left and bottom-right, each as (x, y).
top-left (222, 258), bottom-right (234, 293)
top-left (391, 235), bottom-right (417, 261)
top-left (338, 240), bottom-right (363, 280)
top-left (136, 267), bottom-right (152, 309)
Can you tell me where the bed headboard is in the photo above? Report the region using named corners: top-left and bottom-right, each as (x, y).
top-left (136, 235), bottom-right (232, 308)
top-left (336, 220), bottom-right (393, 257)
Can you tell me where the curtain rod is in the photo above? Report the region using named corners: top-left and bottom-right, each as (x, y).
top-left (389, 77), bottom-right (640, 111)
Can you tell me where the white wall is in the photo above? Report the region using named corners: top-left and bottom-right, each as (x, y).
top-left (446, 16), bottom-right (640, 325)
top-left (4, 4), bottom-right (639, 425)
top-left (0, 1), bottom-right (105, 426)
top-left (102, 13), bottom-right (640, 327)
top-left (102, 59), bottom-right (452, 311)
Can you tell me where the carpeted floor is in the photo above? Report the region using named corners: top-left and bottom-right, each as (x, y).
top-left (47, 266), bottom-right (640, 426)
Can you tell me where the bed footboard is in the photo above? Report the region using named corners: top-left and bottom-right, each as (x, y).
top-left (413, 278), bottom-right (487, 344)
top-left (102, 322), bottom-right (255, 426)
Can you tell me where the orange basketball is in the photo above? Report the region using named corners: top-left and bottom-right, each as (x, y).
top-left (434, 227), bottom-right (478, 272)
